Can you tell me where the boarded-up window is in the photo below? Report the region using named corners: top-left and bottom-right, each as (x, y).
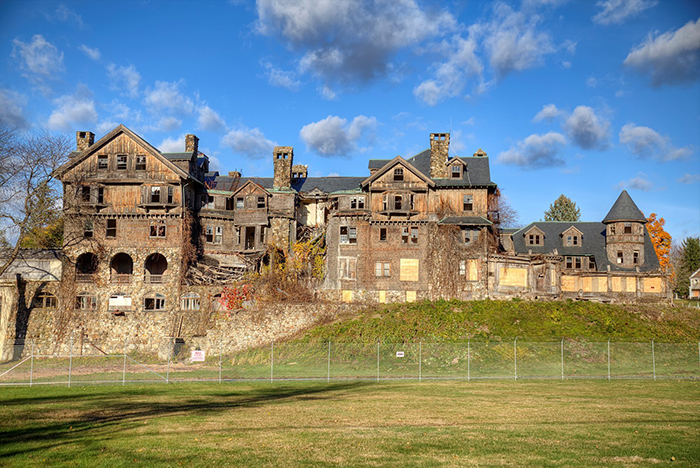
top-left (499, 266), bottom-right (528, 287)
top-left (378, 290), bottom-right (386, 303)
top-left (561, 276), bottom-right (577, 292)
top-left (341, 290), bottom-right (354, 303)
top-left (612, 277), bottom-right (623, 292)
top-left (643, 278), bottom-right (662, 293)
top-left (406, 291), bottom-right (417, 303)
top-left (400, 259), bottom-right (419, 282)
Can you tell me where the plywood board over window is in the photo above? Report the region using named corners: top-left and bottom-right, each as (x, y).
top-left (406, 291), bottom-right (417, 302)
top-left (341, 290), bottom-right (353, 303)
top-left (626, 278), bottom-right (636, 293)
top-left (611, 276), bottom-right (623, 292)
top-left (643, 277), bottom-right (662, 293)
top-left (378, 291), bottom-right (386, 303)
top-left (499, 266), bottom-right (528, 287)
top-left (399, 259), bottom-right (420, 282)
top-left (561, 276), bottom-right (577, 292)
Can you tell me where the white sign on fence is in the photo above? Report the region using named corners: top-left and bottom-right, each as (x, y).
top-left (191, 350), bottom-right (206, 362)
top-left (396, 351), bottom-right (405, 358)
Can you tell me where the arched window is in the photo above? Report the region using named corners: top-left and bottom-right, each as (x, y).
top-left (181, 292), bottom-right (200, 311)
top-left (144, 253), bottom-right (168, 283)
top-left (76, 252), bottom-right (98, 282)
top-left (33, 292), bottom-right (57, 309)
top-left (108, 293), bottom-right (132, 311)
top-left (144, 292), bottom-right (166, 311)
top-left (75, 292), bottom-right (97, 310)
top-left (110, 253), bottom-right (134, 283)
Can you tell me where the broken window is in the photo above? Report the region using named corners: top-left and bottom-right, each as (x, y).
top-left (410, 194), bottom-right (415, 210)
top-left (259, 227), bottom-right (265, 245)
top-left (340, 226), bottom-right (357, 244)
top-left (633, 251), bottom-right (639, 264)
top-left (393, 167), bottom-right (404, 181)
top-left (410, 227), bottom-right (418, 244)
top-left (181, 293), bottom-right (200, 311)
top-left (167, 186), bottom-right (174, 204)
top-left (394, 195), bottom-right (402, 210)
top-left (206, 226), bottom-right (214, 243)
top-left (98, 155), bottom-right (108, 170)
top-left (106, 219), bottom-right (117, 238)
top-left (609, 225), bottom-right (616, 235)
top-left (402, 227), bottom-right (409, 244)
top-left (451, 165), bottom-right (461, 179)
top-left (135, 155), bottom-right (146, 171)
top-left (97, 187), bottom-right (104, 204)
top-left (257, 196), bottom-right (266, 208)
top-left (236, 227), bottom-right (241, 244)
top-left (144, 293), bottom-right (166, 311)
top-left (215, 226), bottom-right (223, 244)
top-left (379, 227), bottom-right (387, 242)
top-left (566, 256), bottom-right (573, 269)
top-left (236, 197), bottom-right (244, 209)
top-left (350, 196), bottom-right (365, 209)
top-left (150, 220), bottom-right (166, 238)
top-left (33, 292), bottom-right (57, 309)
top-left (463, 228), bottom-right (478, 244)
top-left (375, 262), bottom-right (391, 277)
top-left (150, 187), bottom-right (161, 203)
top-left (350, 197), bottom-right (357, 209)
top-left (463, 195), bottom-right (473, 211)
top-left (459, 260), bottom-right (466, 276)
top-left (81, 186), bottom-right (91, 203)
top-left (589, 258), bottom-right (596, 270)
top-left (117, 155), bottom-right (127, 170)
top-left (617, 251), bottom-right (624, 264)
top-left (338, 257), bottom-right (357, 280)
top-left (83, 219), bottom-right (93, 238)
top-left (382, 195), bottom-right (388, 211)
top-left (575, 257), bottom-right (582, 269)
top-left (624, 223), bottom-right (632, 234)
top-left (75, 293), bottom-right (97, 310)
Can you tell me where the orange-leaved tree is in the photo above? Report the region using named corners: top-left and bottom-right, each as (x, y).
top-left (646, 213), bottom-right (672, 272)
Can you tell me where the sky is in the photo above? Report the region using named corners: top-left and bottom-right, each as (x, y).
top-left (1, 0), bottom-right (699, 242)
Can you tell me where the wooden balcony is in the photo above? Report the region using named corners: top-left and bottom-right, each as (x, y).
top-left (110, 273), bottom-right (132, 284)
top-left (144, 273), bottom-right (166, 284)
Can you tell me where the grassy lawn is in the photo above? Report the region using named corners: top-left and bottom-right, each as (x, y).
top-left (0, 380), bottom-right (698, 467)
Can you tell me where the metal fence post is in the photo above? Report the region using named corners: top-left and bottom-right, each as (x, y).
top-left (270, 341), bottom-right (274, 382)
top-left (376, 341), bottom-right (380, 382)
top-left (166, 338), bottom-right (171, 384)
top-left (68, 331), bottom-right (73, 388)
top-left (122, 338), bottom-right (128, 386)
top-left (652, 339), bottom-right (656, 381)
top-left (561, 338), bottom-right (564, 381)
top-left (467, 338), bottom-right (470, 382)
top-left (30, 340), bottom-right (34, 387)
top-left (327, 340), bottom-right (330, 383)
top-left (419, 340), bottom-right (422, 382)
top-left (607, 339), bottom-right (611, 381)
top-left (514, 337), bottom-right (518, 381)
top-left (219, 339), bottom-right (222, 384)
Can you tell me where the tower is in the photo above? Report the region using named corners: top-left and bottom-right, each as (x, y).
top-left (602, 190), bottom-right (647, 268)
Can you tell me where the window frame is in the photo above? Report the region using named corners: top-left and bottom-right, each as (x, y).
top-left (75, 292), bottom-right (97, 310)
top-left (106, 219), bottom-right (117, 238)
top-left (463, 194), bottom-right (473, 212)
top-left (116, 154), bottom-right (128, 171)
top-left (135, 155), bottom-right (147, 171)
top-left (97, 155), bottom-right (108, 170)
top-left (393, 167), bottom-right (404, 181)
top-left (180, 292), bottom-right (201, 311)
top-left (144, 293), bottom-right (166, 311)
top-left (338, 257), bottom-right (357, 280)
top-left (150, 220), bottom-right (167, 238)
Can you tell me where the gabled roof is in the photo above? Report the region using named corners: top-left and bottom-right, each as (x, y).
top-left (561, 225), bottom-right (584, 237)
top-left (691, 267), bottom-right (700, 279)
top-left (446, 156), bottom-right (468, 167)
top-left (56, 124), bottom-right (192, 181)
top-left (602, 190), bottom-right (647, 223)
top-left (231, 180), bottom-right (270, 197)
top-left (360, 155), bottom-right (435, 188)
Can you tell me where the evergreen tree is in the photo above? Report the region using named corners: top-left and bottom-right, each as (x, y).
top-left (674, 237), bottom-right (700, 298)
top-left (543, 195), bottom-right (581, 221)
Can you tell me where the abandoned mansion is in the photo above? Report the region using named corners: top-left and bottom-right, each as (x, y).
top-left (0, 124), bottom-right (670, 341)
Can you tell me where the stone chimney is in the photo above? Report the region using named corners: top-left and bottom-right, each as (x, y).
top-left (291, 164), bottom-right (308, 180)
top-left (273, 146), bottom-right (293, 189)
top-left (429, 133), bottom-right (449, 179)
top-left (228, 171), bottom-right (241, 178)
top-left (185, 134), bottom-right (199, 154)
top-left (76, 131), bottom-right (95, 152)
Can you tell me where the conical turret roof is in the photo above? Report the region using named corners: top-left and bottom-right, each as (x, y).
top-left (602, 190), bottom-right (647, 223)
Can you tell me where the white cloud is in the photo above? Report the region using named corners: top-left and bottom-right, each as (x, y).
top-left (532, 103), bottom-right (563, 123)
top-left (197, 106), bottom-right (226, 133)
top-left (156, 117), bottom-right (182, 132)
top-left (678, 173), bottom-right (700, 184)
top-left (79, 44), bottom-right (101, 61)
top-left (11, 35), bottom-right (64, 82)
top-left (592, 0), bottom-right (657, 26)
top-left (257, 0), bottom-right (455, 84)
top-left (97, 120), bottom-right (119, 134)
top-left (496, 132), bottom-right (567, 169)
top-left (563, 106), bottom-right (610, 150)
top-left (0, 88), bottom-right (29, 130)
top-left (222, 126), bottom-right (278, 159)
top-left (262, 62), bottom-right (301, 90)
top-left (300, 114), bottom-right (377, 158)
top-left (618, 173), bottom-right (653, 192)
top-left (619, 123), bottom-right (694, 161)
top-left (624, 18), bottom-right (700, 86)
top-left (586, 76), bottom-right (597, 88)
top-left (320, 85), bottom-right (336, 100)
top-left (46, 4), bottom-right (85, 28)
top-left (47, 84), bottom-right (98, 131)
top-left (107, 64), bottom-right (141, 98)
top-left (158, 134), bottom-right (186, 153)
top-left (143, 80), bottom-right (194, 115)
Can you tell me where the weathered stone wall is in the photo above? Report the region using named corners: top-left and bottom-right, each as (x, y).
top-left (429, 133), bottom-right (449, 179)
top-left (273, 146), bottom-right (293, 189)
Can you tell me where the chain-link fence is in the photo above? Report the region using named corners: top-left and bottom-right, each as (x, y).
top-left (1, 337), bottom-right (698, 386)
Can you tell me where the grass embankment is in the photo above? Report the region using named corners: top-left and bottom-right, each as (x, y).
top-left (301, 300), bottom-right (700, 343)
top-left (1, 381), bottom-right (698, 467)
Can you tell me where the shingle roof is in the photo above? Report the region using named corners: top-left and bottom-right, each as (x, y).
top-left (511, 221), bottom-right (660, 272)
top-left (602, 190), bottom-right (647, 223)
top-left (203, 175), bottom-right (365, 194)
top-left (163, 152), bottom-right (194, 160)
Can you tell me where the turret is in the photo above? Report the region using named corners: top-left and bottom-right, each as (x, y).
top-left (603, 190), bottom-right (647, 268)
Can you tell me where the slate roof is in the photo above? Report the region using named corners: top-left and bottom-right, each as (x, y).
top-left (203, 175), bottom-right (364, 194)
top-left (439, 216), bottom-right (492, 226)
top-left (602, 190), bottom-right (647, 223)
top-left (369, 149), bottom-right (495, 187)
top-left (163, 152), bottom-right (194, 160)
top-left (511, 221), bottom-right (661, 272)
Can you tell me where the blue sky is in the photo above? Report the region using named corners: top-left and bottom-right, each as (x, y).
top-left (1, 0), bottom-right (698, 241)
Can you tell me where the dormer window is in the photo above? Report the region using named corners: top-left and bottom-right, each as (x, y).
top-left (565, 235), bottom-right (579, 246)
top-left (528, 234), bottom-right (542, 246)
top-left (451, 165), bottom-right (462, 179)
top-left (393, 168), bottom-right (404, 181)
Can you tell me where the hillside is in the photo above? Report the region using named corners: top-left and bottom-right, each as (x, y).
top-left (301, 300), bottom-right (700, 343)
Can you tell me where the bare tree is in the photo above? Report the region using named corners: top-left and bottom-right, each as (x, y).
top-left (0, 122), bottom-right (70, 276)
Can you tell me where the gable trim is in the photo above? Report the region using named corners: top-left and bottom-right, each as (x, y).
top-left (360, 156), bottom-right (435, 188)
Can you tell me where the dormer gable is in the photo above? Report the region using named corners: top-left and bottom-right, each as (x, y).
top-left (446, 157), bottom-right (468, 179)
top-left (524, 226), bottom-right (545, 246)
top-left (561, 226), bottom-right (583, 247)
top-left (231, 181), bottom-right (270, 210)
top-left (360, 156), bottom-right (435, 191)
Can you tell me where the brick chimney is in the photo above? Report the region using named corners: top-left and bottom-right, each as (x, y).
top-left (429, 133), bottom-right (449, 179)
top-left (273, 146), bottom-right (293, 189)
top-left (76, 131), bottom-right (95, 152)
top-left (185, 134), bottom-right (199, 154)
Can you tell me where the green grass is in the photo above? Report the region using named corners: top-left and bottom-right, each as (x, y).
top-left (0, 381), bottom-right (698, 467)
top-left (301, 299), bottom-right (700, 343)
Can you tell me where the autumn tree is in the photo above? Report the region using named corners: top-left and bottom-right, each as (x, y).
top-left (543, 195), bottom-right (581, 221)
top-left (645, 213), bottom-right (672, 272)
top-left (0, 122), bottom-right (69, 276)
top-left (674, 236), bottom-right (700, 298)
